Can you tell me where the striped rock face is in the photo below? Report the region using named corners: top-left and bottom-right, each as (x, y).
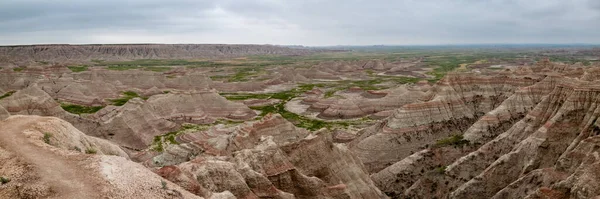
top-left (93, 91), bottom-right (257, 149)
top-left (351, 62), bottom-right (600, 199)
top-left (156, 135), bottom-right (386, 199)
top-left (141, 113), bottom-right (385, 198)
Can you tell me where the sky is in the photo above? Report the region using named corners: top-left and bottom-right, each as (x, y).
top-left (0, 0), bottom-right (599, 46)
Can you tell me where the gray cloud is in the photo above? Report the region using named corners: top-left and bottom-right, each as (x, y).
top-left (0, 0), bottom-right (598, 45)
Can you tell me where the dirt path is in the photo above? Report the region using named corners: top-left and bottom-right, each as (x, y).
top-left (0, 116), bottom-right (102, 199)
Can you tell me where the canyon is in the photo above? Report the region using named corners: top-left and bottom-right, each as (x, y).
top-left (1, 44), bottom-right (600, 198)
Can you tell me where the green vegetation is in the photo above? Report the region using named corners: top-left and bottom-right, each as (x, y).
top-left (324, 90), bottom-right (337, 98)
top-left (152, 137), bottom-right (165, 152)
top-left (106, 64), bottom-right (171, 72)
top-left (43, 133), bottom-right (52, 145)
top-left (104, 59), bottom-right (220, 67)
top-left (85, 148), bottom-right (97, 154)
top-left (423, 55), bottom-right (479, 82)
top-left (547, 55), bottom-right (591, 64)
top-left (434, 134), bottom-right (470, 148)
top-left (209, 75), bottom-right (229, 81)
top-left (144, 66), bottom-right (172, 72)
top-left (250, 103), bottom-right (339, 131)
top-left (61, 103), bottom-right (104, 114)
top-left (221, 93), bottom-right (272, 101)
top-left (229, 67), bottom-right (260, 82)
top-left (0, 90), bottom-right (16, 100)
top-left (151, 122), bottom-right (231, 152)
top-left (345, 79), bottom-right (385, 90)
top-left (434, 166), bottom-right (447, 174)
top-left (110, 91), bottom-right (146, 106)
top-left (12, 67), bottom-right (24, 72)
top-left (298, 83), bottom-right (325, 90)
top-left (67, 65), bottom-right (88, 72)
top-left (223, 84), bottom-right (363, 131)
top-left (0, 176), bottom-right (10, 184)
top-left (107, 65), bottom-right (138, 71)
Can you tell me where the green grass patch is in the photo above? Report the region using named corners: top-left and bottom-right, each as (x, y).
top-left (107, 65), bottom-right (139, 71)
top-left (67, 65), bottom-right (88, 72)
top-left (150, 121), bottom-right (241, 152)
top-left (0, 90), bottom-right (16, 100)
top-left (210, 75), bottom-right (230, 81)
top-left (12, 67), bottom-right (24, 72)
top-left (61, 103), bottom-right (104, 114)
top-left (145, 66), bottom-right (172, 72)
top-left (228, 67), bottom-right (262, 82)
top-left (365, 69), bottom-right (376, 76)
top-left (389, 76), bottom-right (421, 84)
top-left (110, 91), bottom-right (146, 106)
top-left (297, 83), bottom-right (325, 91)
top-left (337, 79), bottom-right (385, 90)
top-left (221, 93), bottom-right (272, 101)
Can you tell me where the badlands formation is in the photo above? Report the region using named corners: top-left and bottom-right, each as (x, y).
top-left (1, 44), bottom-right (600, 199)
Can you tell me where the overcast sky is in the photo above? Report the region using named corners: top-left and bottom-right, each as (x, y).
top-left (0, 0), bottom-right (599, 46)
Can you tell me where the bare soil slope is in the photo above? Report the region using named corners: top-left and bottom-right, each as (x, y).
top-left (0, 115), bottom-right (212, 199)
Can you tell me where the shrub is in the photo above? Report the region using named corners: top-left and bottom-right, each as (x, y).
top-left (43, 133), bottom-right (52, 144)
top-left (85, 148), bottom-right (97, 154)
top-left (0, 177), bottom-right (10, 184)
top-left (434, 134), bottom-right (469, 148)
top-left (434, 166), bottom-right (447, 174)
top-left (161, 180), bottom-right (167, 190)
top-left (0, 91), bottom-right (16, 100)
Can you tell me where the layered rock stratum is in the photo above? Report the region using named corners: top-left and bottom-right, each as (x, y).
top-left (353, 61), bottom-right (600, 199)
top-left (0, 44), bottom-right (314, 64)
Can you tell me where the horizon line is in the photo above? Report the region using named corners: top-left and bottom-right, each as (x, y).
top-left (0, 43), bottom-right (599, 48)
